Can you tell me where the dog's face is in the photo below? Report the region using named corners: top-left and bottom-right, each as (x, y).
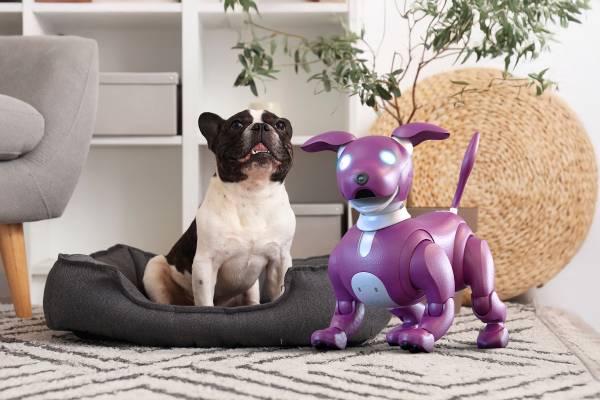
top-left (336, 136), bottom-right (413, 213)
top-left (198, 110), bottom-right (293, 183)
top-left (302, 123), bottom-right (450, 214)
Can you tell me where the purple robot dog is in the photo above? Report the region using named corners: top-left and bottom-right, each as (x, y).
top-left (301, 123), bottom-right (508, 353)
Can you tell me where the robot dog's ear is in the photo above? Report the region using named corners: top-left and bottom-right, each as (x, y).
top-left (301, 131), bottom-right (356, 153)
top-left (391, 123), bottom-right (449, 154)
top-left (198, 112), bottom-right (224, 150)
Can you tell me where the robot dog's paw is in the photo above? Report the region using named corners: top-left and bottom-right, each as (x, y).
top-left (311, 327), bottom-right (348, 350)
top-left (477, 323), bottom-right (509, 349)
top-left (387, 327), bottom-right (434, 353)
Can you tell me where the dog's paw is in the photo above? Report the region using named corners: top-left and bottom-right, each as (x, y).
top-left (311, 327), bottom-right (347, 350)
top-left (477, 323), bottom-right (509, 349)
top-left (387, 327), bottom-right (434, 353)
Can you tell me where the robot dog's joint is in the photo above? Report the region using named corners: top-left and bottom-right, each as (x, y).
top-left (336, 300), bottom-right (355, 315)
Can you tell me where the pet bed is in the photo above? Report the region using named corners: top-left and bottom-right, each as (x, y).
top-left (43, 244), bottom-right (391, 347)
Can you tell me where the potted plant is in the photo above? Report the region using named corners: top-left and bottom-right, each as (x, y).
top-left (223, 0), bottom-right (589, 126)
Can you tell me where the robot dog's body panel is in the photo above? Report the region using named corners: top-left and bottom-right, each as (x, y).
top-left (329, 211), bottom-right (471, 309)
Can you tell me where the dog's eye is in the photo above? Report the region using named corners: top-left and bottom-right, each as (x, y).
top-left (338, 154), bottom-right (352, 171)
top-left (231, 120), bottom-right (244, 130)
top-left (379, 150), bottom-right (396, 165)
top-left (275, 121), bottom-right (286, 131)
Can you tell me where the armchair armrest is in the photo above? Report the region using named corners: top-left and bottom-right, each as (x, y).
top-left (0, 36), bottom-right (99, 222)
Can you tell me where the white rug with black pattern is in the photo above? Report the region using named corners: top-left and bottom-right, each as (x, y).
top-left (1, 303), bottom-right (599, 400)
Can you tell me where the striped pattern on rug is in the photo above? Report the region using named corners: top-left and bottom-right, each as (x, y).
top-left (1, 303), bottom-right (599, 400)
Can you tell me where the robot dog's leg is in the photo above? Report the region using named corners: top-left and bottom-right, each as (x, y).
top-left (464, 235), bottom-right (509, 349)
top-left (390, 303), bottom-right (425, 328)
top-left (311, 268), bottom-right (364, 350)
top-left (388, 241), bottom-right (455, 352)
top-left (386, 303), bottom-right (425, 345)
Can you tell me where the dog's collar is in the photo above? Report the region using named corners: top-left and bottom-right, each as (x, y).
top-left (356, 203), bottom-right (411, 231)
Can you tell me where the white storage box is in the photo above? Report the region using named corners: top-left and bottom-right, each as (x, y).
top-left (95, 72), bottom-right (179, 136)
top-left (291, 203), bottom-right (345, 258)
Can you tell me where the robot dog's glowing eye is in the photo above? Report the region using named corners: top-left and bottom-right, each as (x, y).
top-left (338, 154), bottom-right (352, 171)
top-left (379, 150), bottom-right (396, 165)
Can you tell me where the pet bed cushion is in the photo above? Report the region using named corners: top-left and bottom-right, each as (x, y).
top-left (43, 244), bottom-right (391, 347)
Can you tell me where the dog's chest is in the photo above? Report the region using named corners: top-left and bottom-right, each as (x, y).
top-left (209, 202), bottom-right (293, 296)
top-left (198, 177), bottom-right (295, 277)
top-left (329, 225), bottom-right (418, 307)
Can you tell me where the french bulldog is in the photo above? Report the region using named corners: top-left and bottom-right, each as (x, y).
top-left (143, 109), bottom-right (296, 307)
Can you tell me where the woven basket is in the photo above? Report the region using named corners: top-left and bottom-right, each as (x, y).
top-left (371, 68), bottom-right (598, 300)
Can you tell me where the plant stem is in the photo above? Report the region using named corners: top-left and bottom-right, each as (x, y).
top-left (246, 18), bottom-right (307, 41)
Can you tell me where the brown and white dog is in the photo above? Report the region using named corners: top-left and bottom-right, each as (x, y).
top-left (143, 110), bottom-right (296, 306)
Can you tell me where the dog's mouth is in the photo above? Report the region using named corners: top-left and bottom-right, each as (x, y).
top-left (354, 189), bottom-right (376, 199)
top-left (349, 187), bottom-right (399, 214)
top-left (238, 143), bottom-right (274, 163)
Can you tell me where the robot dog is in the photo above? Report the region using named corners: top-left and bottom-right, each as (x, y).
top-left (301, 123), bottom-right (508, 353)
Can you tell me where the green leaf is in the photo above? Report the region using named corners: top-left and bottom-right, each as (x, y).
top-left (450, 80), bottom-right (469, 86)
top-left (249, 79), bottom-right (258, 96)
top-left (375, 84), bottom-right (392, 100)
top-left (233, 71), bottom-right (246, 86)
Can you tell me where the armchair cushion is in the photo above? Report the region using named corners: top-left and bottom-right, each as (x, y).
top-left (0, 94), bottom-right (44, 161)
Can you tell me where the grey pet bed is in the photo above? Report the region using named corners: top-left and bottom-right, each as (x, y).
top-left (43, 244), bottom-right (391, 347)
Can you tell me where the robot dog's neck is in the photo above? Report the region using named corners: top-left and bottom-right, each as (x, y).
top-left (356, 201), bottom-right (411, 231)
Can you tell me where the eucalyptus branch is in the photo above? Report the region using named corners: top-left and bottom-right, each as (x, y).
top-left (225, 0), bottom-right (590, 127)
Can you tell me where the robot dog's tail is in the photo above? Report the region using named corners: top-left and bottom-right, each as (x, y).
top-left (450, 132), bottom-right (480, 213)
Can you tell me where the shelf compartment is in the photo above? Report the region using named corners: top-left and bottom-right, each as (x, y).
top-left (91, 136), bottom-right (183, 146)
top-left (197, 1), bottom-right (348, 29)
top-left (32, 2), bottom-right (182, 29)
top-left (0, 2), bottom-right (22, 35)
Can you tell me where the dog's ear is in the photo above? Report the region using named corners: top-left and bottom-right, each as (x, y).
top-left (391, 122), bottom-right (449, 154)
top-left (301, 131), bottom-right (356, 153)
top-left (198, 112), bottom-right (224, 150)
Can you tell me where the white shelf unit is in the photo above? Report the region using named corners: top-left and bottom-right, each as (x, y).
top-left (91, 136), bottom-right (183, 147)
top-left (0, 0), bottom-right (367, 304)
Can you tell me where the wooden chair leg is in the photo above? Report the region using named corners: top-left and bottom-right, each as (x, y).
top-left (0, 223), bottom-right (32, 318)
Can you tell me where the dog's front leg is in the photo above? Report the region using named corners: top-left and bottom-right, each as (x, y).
top-left (241, 280), bottom-right (260, 306)
top-left (390, 240), bottom-right (455, 353)
top-left (311, 263), bottom-right (365, 350)
top-left (265, 251), bottom-right (291, 301)
top-left (191, 255), bottom-right (217, 307)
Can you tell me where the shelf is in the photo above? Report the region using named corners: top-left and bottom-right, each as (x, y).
top-left (91, 136), bottom-right (183, 147)
top-left (0, 3), bottom-right (22, 35)
top-left (198, 1), bottom-right (348, 29)
top-left (31, 258), bottom-right (54, 277)
top-left (33, 2), bottom-right (182, 29)
top-left (197, 134), bottom-right (313, 146)
top-left (0, 2), bottom-right (22, 13)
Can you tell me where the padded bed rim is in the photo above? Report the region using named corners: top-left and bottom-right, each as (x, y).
top-left (43, 244), bottom-right (392, 347)
top-left (50, 244), bottom-right (328, 316)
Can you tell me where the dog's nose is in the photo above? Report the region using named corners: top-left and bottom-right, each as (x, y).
top-left (355, 173), bottom-right (369, 185)
top-left (251, 123), bottom-right (271, 132)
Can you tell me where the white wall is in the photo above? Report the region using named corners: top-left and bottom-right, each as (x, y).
top-left (354, 0), bottom-right (600, 330)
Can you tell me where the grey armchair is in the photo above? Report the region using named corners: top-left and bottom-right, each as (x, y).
top-left (0, 36), bottom-right (98, 317)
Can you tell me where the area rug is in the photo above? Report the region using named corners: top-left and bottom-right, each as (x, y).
top-left (1, 303), bottom-right (599, 400)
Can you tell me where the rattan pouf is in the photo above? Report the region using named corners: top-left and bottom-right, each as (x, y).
top-left (371, 68), bottom-right (598, 300)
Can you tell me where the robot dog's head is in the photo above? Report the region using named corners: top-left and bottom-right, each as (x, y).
top-left (302, 123), bottom-right (449, 214)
